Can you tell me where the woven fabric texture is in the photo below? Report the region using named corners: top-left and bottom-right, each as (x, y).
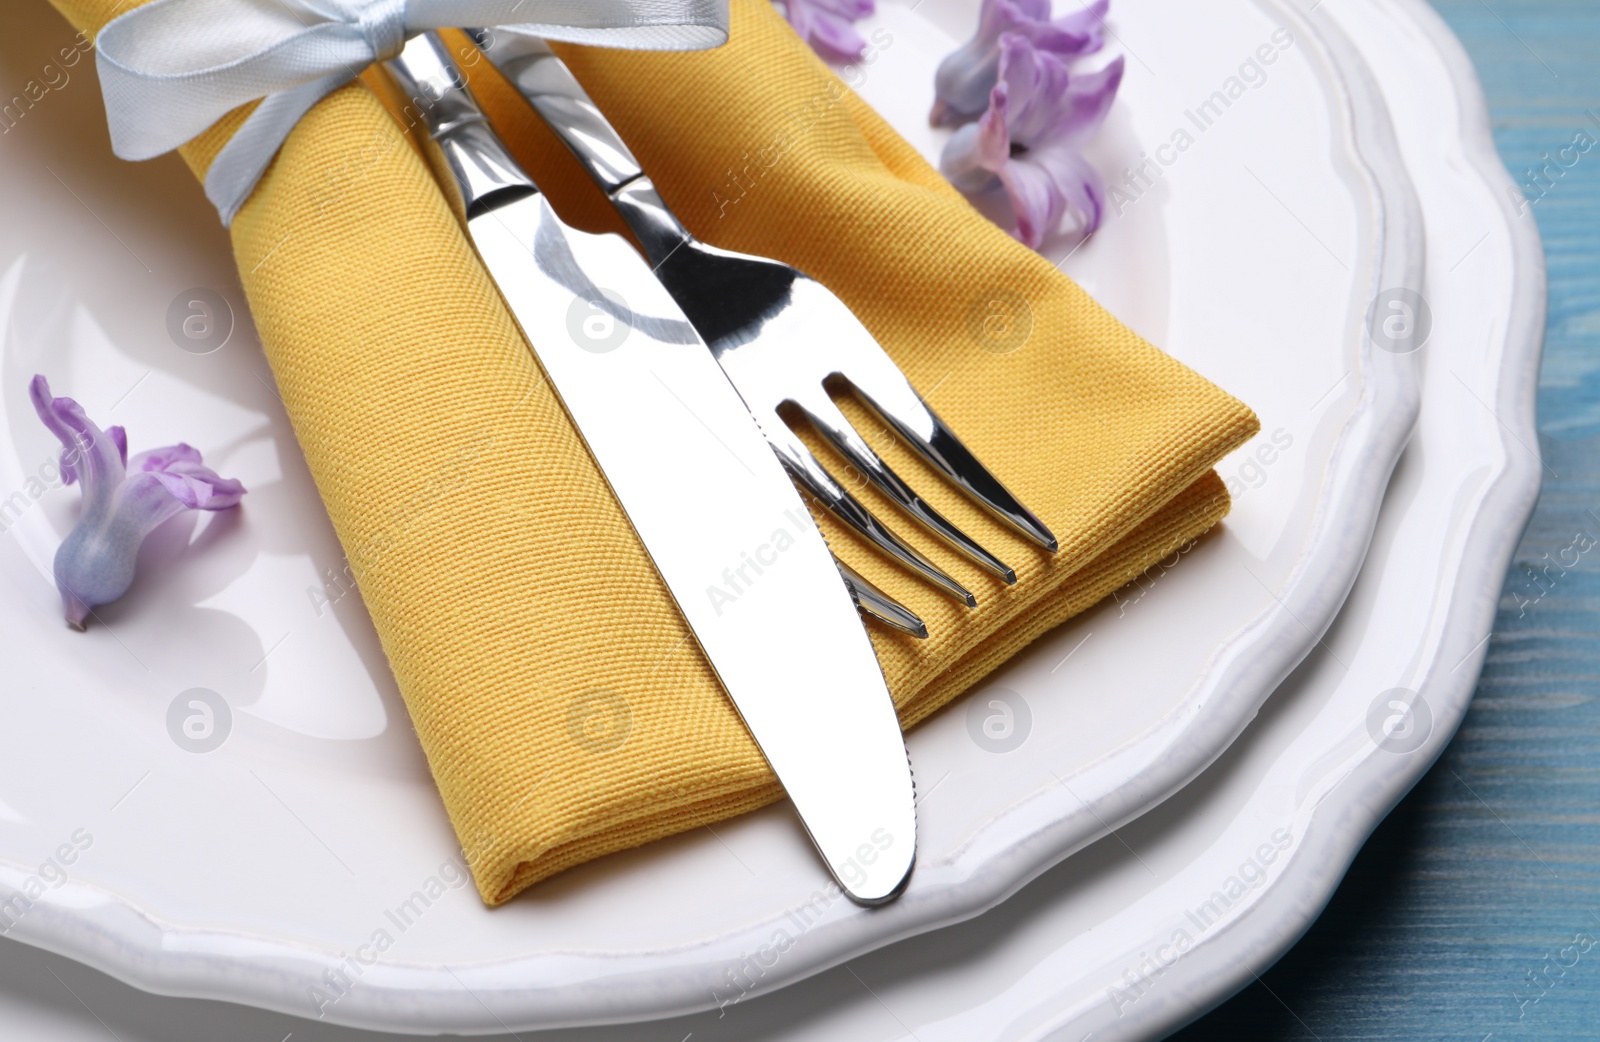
top-left (48, 0), bottom-right (1257, 904)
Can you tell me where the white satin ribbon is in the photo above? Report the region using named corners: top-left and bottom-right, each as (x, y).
top-left (95, 0), bottom-right (728, 224)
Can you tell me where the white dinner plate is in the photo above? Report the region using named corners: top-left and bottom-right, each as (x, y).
top-left (0, 0), bottom-right (1422, 1031)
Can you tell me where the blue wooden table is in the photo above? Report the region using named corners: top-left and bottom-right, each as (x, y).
top-left (1177, 1), bottom-right (1600, 1037)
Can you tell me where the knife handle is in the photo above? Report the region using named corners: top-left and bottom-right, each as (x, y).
top-left (469, 29), bottom-right (693, 268)
top-left (385, 33), bottom-right (537, 219)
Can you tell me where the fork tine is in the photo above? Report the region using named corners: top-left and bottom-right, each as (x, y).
top-left (762, 420), bottom-right (978, 607)
top-left (837, 561), bottom-right (929, 638)
top-left (797, 394), bottom-right (1017, 584)
top-left (836, 370), bottom-right (1059, 553)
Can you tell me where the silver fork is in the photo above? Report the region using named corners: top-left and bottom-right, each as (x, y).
top-left (473, 32), bottom-right (1058, 630)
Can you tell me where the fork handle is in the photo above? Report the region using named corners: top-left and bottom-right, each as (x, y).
top-left (385, 33), bottom-right (536, 219)
top-left (470, 29), bottom-right (693, 266)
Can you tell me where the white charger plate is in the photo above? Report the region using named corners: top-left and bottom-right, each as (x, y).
top-left (442, 1), bottom-right (1530, 1039)
top-left (0, 0), bottom-right (1422, 1031)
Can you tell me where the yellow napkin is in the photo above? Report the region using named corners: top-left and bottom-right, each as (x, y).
top-left (49, 0), bottom-right (1256, 904)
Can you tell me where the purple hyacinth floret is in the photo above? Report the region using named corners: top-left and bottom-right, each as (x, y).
top-left (940, 34), bottom-right (1124, 248)
top-left (29, 374), bottom-right (245, 630)
top-left (931, 0), bottom-right (1108, 126)
top-left (778, 0), bottom-right (877, 62)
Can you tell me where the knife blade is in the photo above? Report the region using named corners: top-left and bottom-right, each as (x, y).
top-left (384, 33), bottom-right (915, 904)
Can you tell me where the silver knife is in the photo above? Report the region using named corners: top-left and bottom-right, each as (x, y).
top-left (384, 33), bottom-right (914, 904)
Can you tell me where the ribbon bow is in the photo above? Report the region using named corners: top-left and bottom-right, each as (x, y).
top-left (95, 0), bottom-right (729, 224)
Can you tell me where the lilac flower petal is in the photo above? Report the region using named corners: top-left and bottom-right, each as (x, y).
top-left (29, 375), bottom-right (79, 457)
top-left (992, 34), bottom-right (1077, 145)
top-left (989, 38), bottom-right (1125, 148)
top-left (931, 0), bottom-right (1108, 126)
top-left (998, 157), bottom-right (1065, 249)
top-left (940, 125), bottom-right (1000, 193)
top-left (144, 470), bottom-right (215, 510)
top-left (129, 446), bottom-right (245, 508)
top-left (996, 141), bottom-right (1107, 248)
top-left (128, 443), bottom-right (204, 474)
top-left (147, 459), bottom-right (247, 510)
top-left (999, 0), bottom-right (1050, 23)
top-left (1025, 22), bottom-right (1099, 55)
top-left (29, 373), bottom-right (245, 628)
top-left (938, 82), bottom-right (1013, 191)
top-left (977, 87), bottom-right (1014, 168)
top-left (29, 375), bottom-right (125, 515)
top-left (114, 473), bottom-right (198, 538)
top-left (1035, 144), bottom-right (1107, 238)
top-left (932, 42), bottom-right (1003, 126)
top-left (985, 35), bottom-right (1126, 146)
top-left (1044, 54), bottom-right (1125, 148)
top-left (1065, 153), bottom-right (1107, 237)
top-left (808, 10), bottom-right (870, 62)
top-left (783, 0), bottom-right (819, 44)
top-left (31, 378), bottom-right (84, 487)
top-left (780, 0), bottom-right (874, 61)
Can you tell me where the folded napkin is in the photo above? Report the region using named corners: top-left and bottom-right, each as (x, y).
top-left (49, 0), bottom-right (1256, 903)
